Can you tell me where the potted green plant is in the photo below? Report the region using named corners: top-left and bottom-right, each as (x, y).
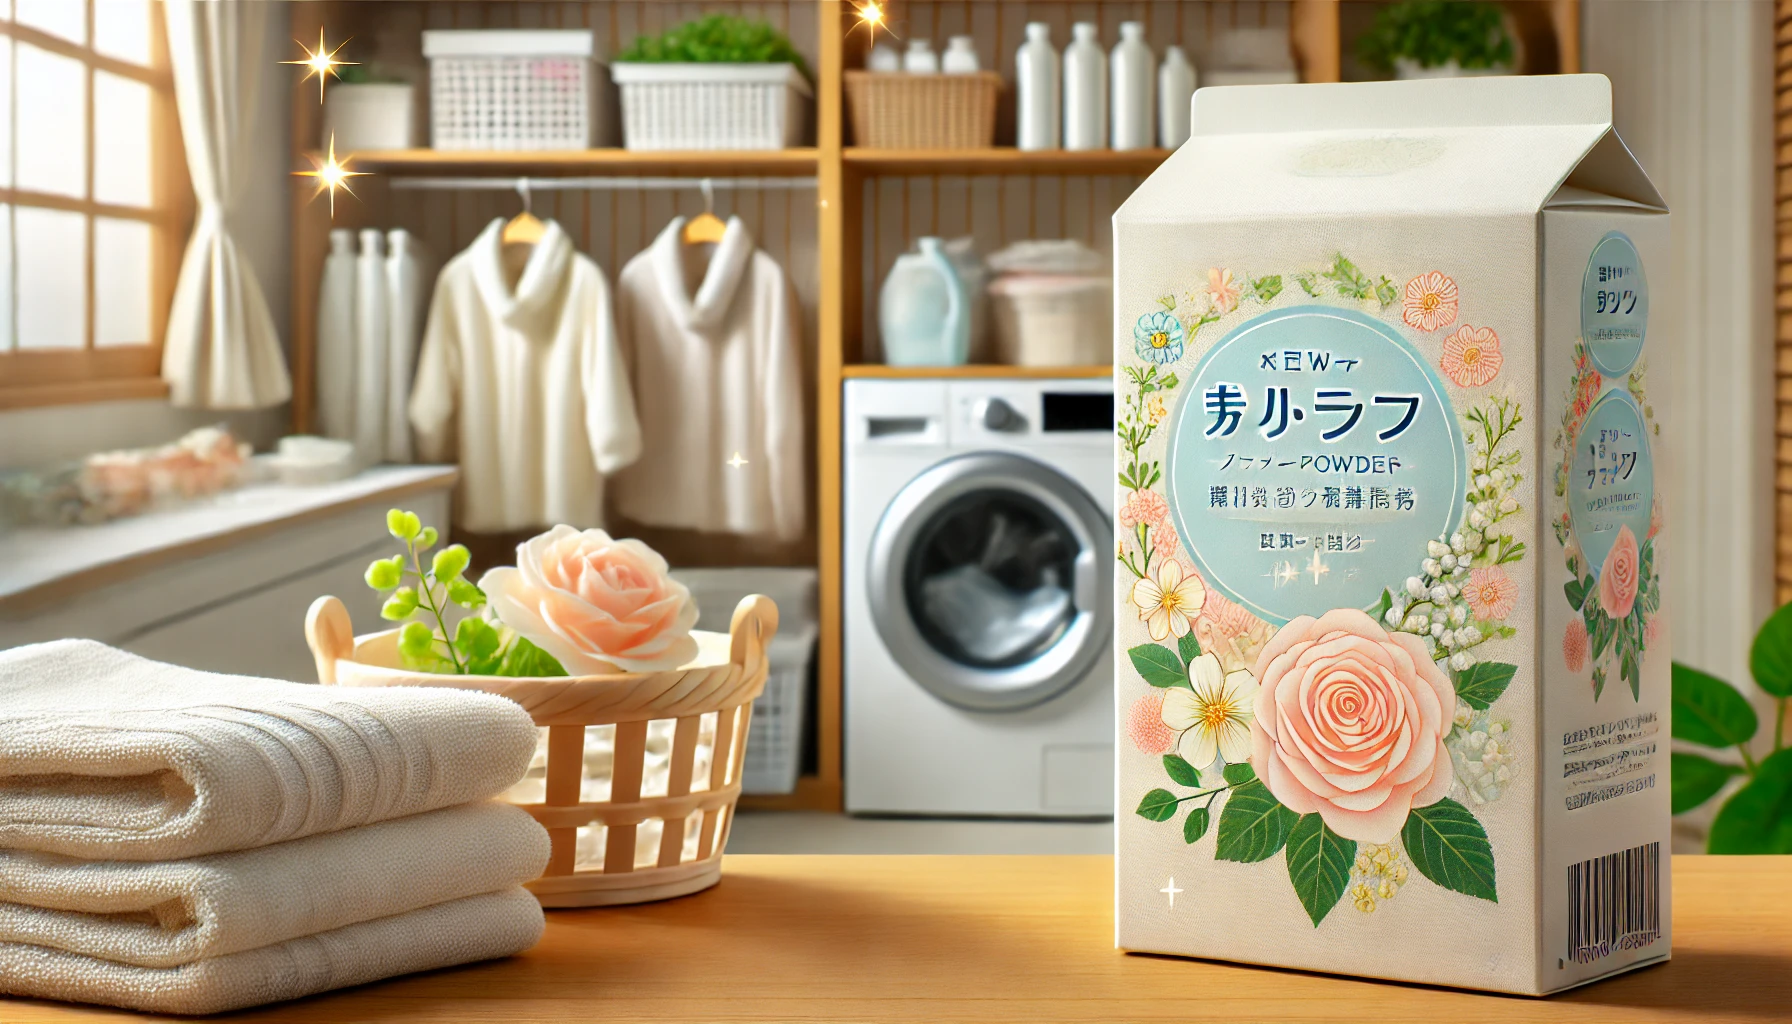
top-left (1672, 602), bottom-right (1792, 852)
top-left (609, 14), bottom-right (813, 150)
top-left (1357, 0), bottom-right (1517, 80)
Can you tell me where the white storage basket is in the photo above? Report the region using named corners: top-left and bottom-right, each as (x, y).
top-left (672, 568), bottom-right (817, 795)
top-left (610, 63), bottom-right (810, 151)
top-left (423, 30), bottom-right (605, 150)
top-left (988, 274), bottom-right (1113, 367)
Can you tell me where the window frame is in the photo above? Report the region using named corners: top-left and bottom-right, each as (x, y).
top-left (0, 0), bottom-right (189, 410)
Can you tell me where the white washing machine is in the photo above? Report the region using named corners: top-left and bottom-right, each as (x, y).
top-left (844, 377), bottom-right (1114, 817)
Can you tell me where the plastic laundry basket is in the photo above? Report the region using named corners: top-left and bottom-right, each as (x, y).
top-left (672, 567), bottom-right (818, 795)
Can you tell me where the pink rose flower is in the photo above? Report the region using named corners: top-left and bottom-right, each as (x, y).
top-left (1151, 521), bottom-right (1182, 561)
top-left (1117, 488), bottom-right (1170, 530)
top-left (1563, 618), bottom-right (1589, 673)
top-left (1463, 566), bottom-right (1518, 622)
top-left (1597, 525), bottom-right (1641, 620)
top-left (1439, 324), bottom-right (1504, 388)
top-left (1401, 271), bottom-right (1459, 333)
top-left (481, 525), bottom-right (699, 674)
top-left (1127, 692), bottom-right (1176, 755)
top-left (1249, 609), bottom-right (1456, 843)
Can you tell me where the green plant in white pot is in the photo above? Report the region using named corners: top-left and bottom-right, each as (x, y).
top-left (1358, 0), bottom-right (1517, 80)
top-left (610, 13), bottom-right (813, 151)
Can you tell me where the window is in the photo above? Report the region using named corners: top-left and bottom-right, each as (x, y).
top-left (0, 0), bottom-right (186, 408)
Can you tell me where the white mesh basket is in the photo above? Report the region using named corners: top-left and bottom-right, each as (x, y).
top-left (610, 63), bottom-right (810, 151)
top-left (423, 30), bottom-right (605, 150)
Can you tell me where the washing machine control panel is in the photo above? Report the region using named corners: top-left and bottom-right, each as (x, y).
top-left (975, 397), bottom-right (1025, 432)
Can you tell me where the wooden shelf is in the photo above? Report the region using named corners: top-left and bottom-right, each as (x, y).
top-left (843, 364), bottom-right (1112, 379)
top-left (844, 147), bottom-right (1170, 176)
top-left (335, 148), bottom-right (821, 177)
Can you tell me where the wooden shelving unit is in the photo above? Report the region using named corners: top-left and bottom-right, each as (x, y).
top-left (290, 1), bottom-right (1582, 814)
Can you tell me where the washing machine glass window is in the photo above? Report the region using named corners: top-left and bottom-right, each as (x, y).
top-left (904, 488), bottom-right (1078, 670)
top-left (868, 451), bottom-right (1113, 712)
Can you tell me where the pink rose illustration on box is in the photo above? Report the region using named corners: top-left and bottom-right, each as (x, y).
top-left (1250, 610), bottom-right (1456, 844)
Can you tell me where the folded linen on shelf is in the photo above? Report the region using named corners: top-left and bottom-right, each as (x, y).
top-left (0, 886), bottom-right (545, 1015)
top-left (0, 639), bottom-right (539, 860)
top-left (0, 801), bottom-right (548, 968)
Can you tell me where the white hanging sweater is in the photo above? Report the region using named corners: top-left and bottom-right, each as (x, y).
top-left (409, 219), bottom-right (641, 532)
top-left (613, 217), bottom-right (806, 540)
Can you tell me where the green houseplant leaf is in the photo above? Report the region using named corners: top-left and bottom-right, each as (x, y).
top-left (616, 13), bottom-right (812, 80)
top-left (1223, 762), bottom-right (1257, 786)
top-left (1453, 662), bottom-right (1517, 711)
top-left (1215, 779), bottom-right (1300, 863)
top-left (1671, 752), bottom-right (1743, 815)
top-left (1671, 663), bottom-right (1759, 748)
top-left (1136, 788), bottom-right (1179, 822)
top-left (1284, 814), bottom-right (1355, 926)
top-left (1708, 749), bottom-right (1792, 854)
top-left (1749, 602), bottom-right (1792, 698)
top-left (1129, 643), bottom-right (1188, 688)
top-left (1401, 798), bottom-right (1498, 902)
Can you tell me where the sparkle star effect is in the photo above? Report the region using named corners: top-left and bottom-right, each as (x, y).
top-left (726, 451), bottom-right (749, 469)
top-left (284, 28), bottom-right (357, 103)
top-left (294, 135), bottom-right (366, 216)
top-left (1305, 548), bottom-right (1331, 585)
top-left (850, 1), bottom-right (898, 46)
top-left (1160, 877), bottom-right (1184, 907)
top-left (1262, 560), bottom-right (1299, 589)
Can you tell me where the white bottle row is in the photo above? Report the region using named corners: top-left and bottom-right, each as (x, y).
top-left (1016, 21), bottom-right (1198, 152)
top-left (868, 36), bottom-right (983, 75)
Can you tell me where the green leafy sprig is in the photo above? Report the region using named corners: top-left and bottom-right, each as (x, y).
top-left (364, 509), bottom-right (566, 678)
top-left (617, 13), bottom-right (812, 80)
top-left (1357, 0), bottom-right (1516, 74)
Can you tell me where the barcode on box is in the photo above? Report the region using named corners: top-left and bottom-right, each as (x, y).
top-left (1566, 842), bottom-right (1662, 964)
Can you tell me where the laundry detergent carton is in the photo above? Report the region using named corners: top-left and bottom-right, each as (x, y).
top-left (1111, 75), bottom-right (1669, 994)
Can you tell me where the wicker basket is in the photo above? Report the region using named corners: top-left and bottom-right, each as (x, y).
top-left (845, 70), bottom-right (1000, 149)
top-left (611, 63), bottom-right (810, 151)
top-left (304, 593), bottom-right (776, 908)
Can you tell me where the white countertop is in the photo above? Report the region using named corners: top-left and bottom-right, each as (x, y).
top-left (0, 465), bottom-right (457, 612)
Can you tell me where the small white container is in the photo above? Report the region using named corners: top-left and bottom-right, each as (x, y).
top-left (423, 30), bottom-right (605, 150)
top-left (869, 42), bottom-right (901, 72)
top-left (322, 83), bottom-right (417, 151)
top-left (942, 36), bottom-right (980, 74)
top-left (610, 62), bottom-right (810, 151)
top-left (1109, 22), bottom-right (1153, 150)
top-left (1016, 22), bottom-right (1060, 151)
top-left (269, 436), bottom-right (357, 486)
top-left (904, 39), bottom-right (939, 74)
top-left (1158, 45), bottom-right (1196, 149)
top-left (1063, 23), bottom-right (1106, 151)
top-left (988, 274), bottom-right (1111, 367)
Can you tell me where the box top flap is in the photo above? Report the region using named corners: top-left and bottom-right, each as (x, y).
top-left (1119, 75), bottom-right (1655, 223)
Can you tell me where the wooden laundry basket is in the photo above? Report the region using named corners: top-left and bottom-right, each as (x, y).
top-left (844, 70), bottom-right (999, 149)
top-left (305, 593), bottom-right (776, 908)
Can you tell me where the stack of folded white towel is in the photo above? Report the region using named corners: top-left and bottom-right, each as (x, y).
top-left (0, 639), bottom-right (549, 1015)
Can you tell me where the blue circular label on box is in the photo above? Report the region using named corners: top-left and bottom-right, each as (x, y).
top-left (1569, 390), bottom-right (1654, 580)
top-left (1165, 306), bottom-right (1465, 625)
top-left (1580, 232), bottom-right (1649, 377)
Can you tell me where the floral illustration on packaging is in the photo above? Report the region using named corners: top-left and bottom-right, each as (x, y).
top-left (1121, 260), bottom-right (1518, 926)
top-left (1550, 342), bottom-right (1662, 700)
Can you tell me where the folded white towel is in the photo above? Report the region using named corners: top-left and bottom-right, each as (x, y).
top-left (0, 640), bottom-right (539, 860)
top-left (0, 801), bottom-right (548, 968)
top-left (0, 886), bottom-right (544, 1015)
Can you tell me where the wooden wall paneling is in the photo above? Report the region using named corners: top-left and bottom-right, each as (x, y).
top-left (1779, 0), bottom-right (1792, 604)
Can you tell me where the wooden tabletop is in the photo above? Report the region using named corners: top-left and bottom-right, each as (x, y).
top-left (4, 855), bottom-right (1787, 1022)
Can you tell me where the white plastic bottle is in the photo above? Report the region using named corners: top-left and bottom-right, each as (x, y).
top-left (904, 39), bottom-right (939, 74)
top-left (942, 35), bottom-right (979, 74)
top-left (383, 229), bottom-right (425, 464)
top-left (1016, 23), bottom-right (1059, 150)
top-left (868, 42), bottom-right (901, 73)
top-left (1062, 22), bottom-right (1106, 151)
top-left (315, 228), bottom-right (357, 441)
top-left (352, 229), bottom-right (389, 467)
top-left (1158, 45), bottom-right (1196, 149)
top-left (1110, 22), bottom-right (1153, 150)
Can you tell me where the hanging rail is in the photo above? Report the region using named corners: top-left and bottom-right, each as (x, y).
top-left (388, 175), bottom-right (818, 192)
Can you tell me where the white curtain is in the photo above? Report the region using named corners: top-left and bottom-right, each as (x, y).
top-left (159, 0), bottom-right (290, 410)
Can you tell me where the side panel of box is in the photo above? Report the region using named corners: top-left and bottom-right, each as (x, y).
top-left (1537, 206), bottom-right (1673, 992)
top-left (1113, 211), bottom-right (1543, 993)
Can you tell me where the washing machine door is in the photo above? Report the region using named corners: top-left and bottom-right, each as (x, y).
top-left (867, 451), bottom-right (1112, 712)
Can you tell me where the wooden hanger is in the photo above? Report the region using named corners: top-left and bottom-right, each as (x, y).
top-left (502, 178), bottom-right (546, 245)
top-left (682, 178), bottom-right (727, 245)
